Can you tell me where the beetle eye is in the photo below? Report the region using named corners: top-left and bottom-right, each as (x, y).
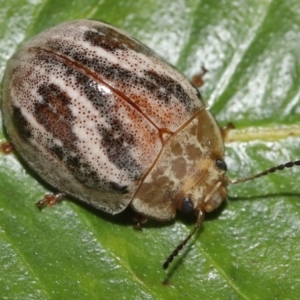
top-left (181, 197), bottom-right (194, 215)
top-left (216, 159), bottom-right (227, 171)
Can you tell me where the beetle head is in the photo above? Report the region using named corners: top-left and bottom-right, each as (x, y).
top-left (178, 158), bottom-right (228, 215)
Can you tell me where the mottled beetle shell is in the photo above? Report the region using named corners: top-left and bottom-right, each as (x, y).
top-left (2, 20), bottom-right (227, 221)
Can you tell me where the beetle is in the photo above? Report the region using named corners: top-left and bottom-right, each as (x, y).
top-left (1, 19), bottom-right (299, 269)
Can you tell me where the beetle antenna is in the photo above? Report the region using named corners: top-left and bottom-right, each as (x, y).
top-left (163, 210), bottom-right (204, 269)
top-left (228, 160), bottom-right (300, 185)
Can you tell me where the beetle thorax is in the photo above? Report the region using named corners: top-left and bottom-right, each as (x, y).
top-left (132, 109), bottom-right (227, 221)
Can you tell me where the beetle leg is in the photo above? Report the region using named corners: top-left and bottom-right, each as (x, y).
top-left (133, 213), bottom-right (148, 230)
top-left (191, 66), bottom-right (208, 88)
top-left (220, 122), bottom-right (235, 142)
top-left (36, 193), bottom-right (65, 209)
top-left (0, 142), bottom-right (13, 154)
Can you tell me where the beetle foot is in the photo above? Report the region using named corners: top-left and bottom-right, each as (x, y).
top-left (191, 66), bottom-right (208, 88)
top-left (133, 214), bottom-right (148, 230)
top-left (36, 193), bottom-right (65, 209)
top-left (220, 122), bottom-right (235, 141)
top-left (0, 142), bottom-right (13, 154)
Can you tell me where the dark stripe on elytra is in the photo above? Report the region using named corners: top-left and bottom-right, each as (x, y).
top-left (33, 80), bottom-right (103, 189)
top-left (83, 54), bottom-right (194, 110)
top-left (46, 36), bottom-right (197, 112)
top-left (83, 27), bottom-right (127, 52)
top-left (83, 25), bottom-right (146, 54)
top-left (35, 83), bottom-right (77, 148)
top-left (47, 26), bottom-right (144, 56)
top-left (38, 83), bottom-right (73, 119)
top-left (50, 142), bottom-right (128, 192)
top-left (97, 120), bottom-right (142, 181)
top-left (30, 53), bottom-right (140, 192)
top-left (12, 106), bottom-right (33, 140)
top-left (108, 182), bottom-right (129, 194)
top-left (73, 71), bottom-right (143, 181)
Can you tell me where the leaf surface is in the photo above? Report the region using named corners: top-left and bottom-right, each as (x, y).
top-left (1, 1), bottom-right (300, 299)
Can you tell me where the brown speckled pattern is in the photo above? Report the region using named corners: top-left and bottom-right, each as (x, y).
top-left (132, 110), bottom-right (227, 220)
top-left (2, 20), bottom-right (225, 217)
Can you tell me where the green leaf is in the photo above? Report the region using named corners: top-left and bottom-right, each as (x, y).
top-left (1, 0), bottom-right (300, 299)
